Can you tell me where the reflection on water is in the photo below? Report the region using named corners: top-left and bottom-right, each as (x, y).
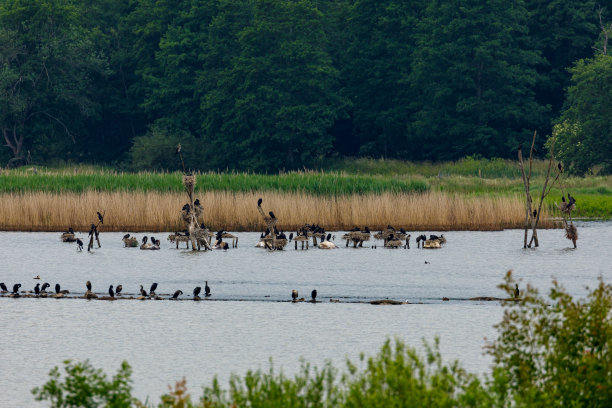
top-left (0, 222), bottom-right (609, 405)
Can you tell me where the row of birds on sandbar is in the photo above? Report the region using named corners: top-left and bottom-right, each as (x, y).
top-left (0, 280), bottom-right (211, 300)
top-left (1, 280), bottom-right (322, 303)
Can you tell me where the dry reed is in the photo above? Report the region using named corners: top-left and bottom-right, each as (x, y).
top-left (0, 191), bottom-right (557, 232)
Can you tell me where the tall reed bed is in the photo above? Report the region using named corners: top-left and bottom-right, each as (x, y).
top-left (0, 191), bottom-right (554, 232)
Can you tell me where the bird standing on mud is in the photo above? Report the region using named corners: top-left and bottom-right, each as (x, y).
top-left (205, 281), bottom-right (211, 297)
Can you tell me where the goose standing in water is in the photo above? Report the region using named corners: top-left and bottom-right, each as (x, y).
top-left (108, 285), bottom-right (114, 298)
top-left (205, 281), bottom-right (211, 297)
top-left (76, 238), bottom-right (83, 251)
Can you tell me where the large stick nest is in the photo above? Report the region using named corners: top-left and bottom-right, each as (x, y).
top-left (565, 223), bottom-right (578, 241)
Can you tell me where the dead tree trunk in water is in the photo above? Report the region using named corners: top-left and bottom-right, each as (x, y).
top-left (518, 131), bottom-right (560, 248)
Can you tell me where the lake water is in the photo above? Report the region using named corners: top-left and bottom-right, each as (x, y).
top-left (0, 222), bottom-right (609, 405)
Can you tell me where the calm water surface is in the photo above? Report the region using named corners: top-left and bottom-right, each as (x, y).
top-left (0, 222), bottom-right (609, 405)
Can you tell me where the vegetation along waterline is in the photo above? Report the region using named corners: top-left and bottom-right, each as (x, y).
top-left (0, 191), bottom-right (550, 232)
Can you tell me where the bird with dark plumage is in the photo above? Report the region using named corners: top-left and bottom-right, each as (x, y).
top-left (88, 224), bottom-right (96, 237)
top-left (558, 162), bottom-right (563, 172)
top-left (311, 289), bottom-right (317, 302)
top-left (150, 283), bottom-right (158, 295)
top-left (142, 236), bottom-right (148, 245)
top-left (34, 283), bottom-right (40, 295)
top-left (289, 232), bottom-right (293, 241)
top-left (12, 283), bottom-right (21, 296)
top-left (116, 285), bottom-right (122, 295)
top-left (76, 238), bottom-right (83, 251)
top-left (97, 211), bottom-right (104, 224)
top-left (55, 284), bottom-right (60, 294)
top-left (0, 282), bottom-right (7, 292)
top-left (292, 289), bottom-right (298, 302)
top-left (139, 285), bottom-right (148, 297)
top-left (123, 233), bottom-right (130, 239)
top-left (41, 282), bottom-right (50, 292)
top-left (193, 286), bottom-right (201, 298)
top-left (172, 290), bottom-right (183, 299)
top-left (269, 211), bottom-right (276, 219)
top-left (257, 198), bottom-right (262, 207)
top-left (514, 284), bottom-right (520, 299)
top-left (86, 280), bottom-right (92, 292)
top-left (533, 209), bottom-right (537, 218)
top-left (205, 281), bottom-right (211, 297)
top-left (109, 285), bottom-right (114, 298)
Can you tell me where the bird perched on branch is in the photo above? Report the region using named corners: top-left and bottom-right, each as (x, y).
top-left (558, 162), bottom-right (563, 173)
top-left (257, 198), bottom-right (262, 207)
top-left (514, 284), bottom-right (520, 299)
top-left (97, 212), bottom-right (104, 224)
top-left (139, 285), bottom-right (148, 297)
top-left (269, 211), bottom-right (276, 219)
top-left (115, 285), bottom-right (122, 295)
top-left (205, 281), bottom-right (211, 297)
top-left (150, 283), bottom-right (158, 296)
top-left (311, 289), bottom-right (317, 302)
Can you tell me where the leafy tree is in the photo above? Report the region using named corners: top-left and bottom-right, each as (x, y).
top-left (200, 0), bottom-right (346, 171)
top-left (0, 0), bottom-right (106, 166)
top-left (553, 54), bottom-right (612, 174)
top-left (32, 360), bottom-right (136, 407)
top-left (490, 271), bottom-right (612, 407)
top-left (408, 0), bottom-right (545, 161)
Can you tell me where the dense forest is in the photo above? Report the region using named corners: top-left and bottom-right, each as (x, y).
top-left (1, 0), bottom-right (611, 173)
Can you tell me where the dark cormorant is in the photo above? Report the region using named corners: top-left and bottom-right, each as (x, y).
top-left (41, 283), bottom-right (50, 292)
top-left (34, 283), bottom-right (40, 295)
top-left (429, 235), bottom-right (439, 240)
top-left (182, 204), bottom-right (190, 212)
top-left (142, 236), bottom-right (148, 244)
top-left (257, 198), bottom-right (262, 207)
top-left (12, 283), bottom-right (21, 296)
top-left (88, 224), bottom-right (96, 236)
top-left (205, 281), bottom-right (211, 297)
top-left (97, 211), bottom-right (104, 224)
top-left (363, 226), bottom-right (370, 233)
top-left (269, 211), bottom-right (276, 219)
top-left (68, 227), bottom-right (74, 234)
top-left (514, 284), bottom-right (520, 298)
top-left (558, 162), bottom-right (563, 172)
top-left (55, 283), bottom-right (60, 294)
top-left (194, 199), bottom-right (201, 207)
top-left (150, 283), bottom-right (158, 294)
top-left (123, 233), bottom-right (130, 239)
top-left (533, 210), bottom-right (537, 218)
top-left (311, 289), bottom-right (317, 302)
top-left (289, 233), bottom-right (293, 241)
top-left (172, 290), bottom-right (183, 299)
top-left (109, 285), bottom-right (114, 297)
top-left (193, 286), bottom-right (201, 297)
top-left (76, 238), bottom-right (83, 251)
top-left (292, 289), bottom-right (298, 301)
top-left (139, 285), bottom-right (148, 297)
top-left (116, 285), bottom-right (122, 295)
top-left (0, 282), bottom-right (7, 292)
top-left (568, 193), bottom-right (576, 206)
top-left (86, 280), bottom-right (92, 292)
top-left (561, 195), bottom-right (566, 202)
top-left (326, 233), bottom-right (332, 241)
